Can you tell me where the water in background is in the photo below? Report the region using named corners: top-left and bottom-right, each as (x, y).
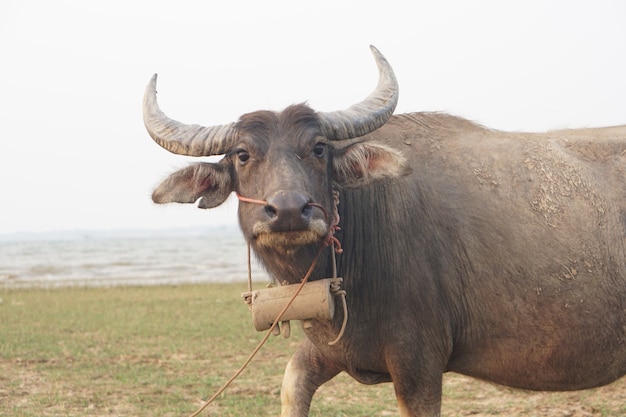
top-left (0, 225), bottom-right (270, 288)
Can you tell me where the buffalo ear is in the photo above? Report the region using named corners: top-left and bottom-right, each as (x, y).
top-left (152, 162), bottom-right (232, 209)
top-left (333, 141), bottom-right (411, 188)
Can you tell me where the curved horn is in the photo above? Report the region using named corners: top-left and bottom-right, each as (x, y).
top-left (143, 74), bottom-right (238, 156)
top-left (317, 45), bottom-right (399, 140)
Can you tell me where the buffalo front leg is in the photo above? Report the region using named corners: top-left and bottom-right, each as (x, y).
top-left (280, 339), bottom-right (341, 417)
top-left (393, 376), bottom-right (442, 417)
top-left (387, 355), bottom-right (444, 417)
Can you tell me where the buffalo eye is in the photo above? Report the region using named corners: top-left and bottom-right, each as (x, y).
top-left (236, 150), bottom-right (250, 165)
top-left (313, 142), bottom-right (326, 158)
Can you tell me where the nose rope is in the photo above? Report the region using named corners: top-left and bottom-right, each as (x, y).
top-left (234, 193), bottom-right (269, 207)
top-left (235, 192), bottom-right (343, 254)
top-left (236, 191), bottom-right (347, 346)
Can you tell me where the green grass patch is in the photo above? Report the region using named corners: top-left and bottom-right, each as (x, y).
top-left (1, 284), bottom-right (625, 416)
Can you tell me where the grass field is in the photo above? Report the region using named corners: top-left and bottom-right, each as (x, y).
top-left (1, 284), bottom-right (625, 416)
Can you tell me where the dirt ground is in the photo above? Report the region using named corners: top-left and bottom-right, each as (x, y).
top-left (3, 360), bottom-right (626, 416)
top-left (305, 370), bottom-right (626, 416)
top-left (439, 373), bottom-right (626, 417)
top-left (2, 283), bottom-right (625, 416)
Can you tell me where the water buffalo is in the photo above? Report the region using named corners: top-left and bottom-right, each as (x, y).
top-left (143, 46), bottom-right (626, 416)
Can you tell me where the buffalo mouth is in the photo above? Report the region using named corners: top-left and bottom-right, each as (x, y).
top-left (252, 218), bottom-right (328, 249)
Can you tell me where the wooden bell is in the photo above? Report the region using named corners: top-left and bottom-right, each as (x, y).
top-left (242, 278), bottom-right (342, 332)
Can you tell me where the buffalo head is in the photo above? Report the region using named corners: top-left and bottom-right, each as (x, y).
top-left (144, 46), bottom-right (410, 277)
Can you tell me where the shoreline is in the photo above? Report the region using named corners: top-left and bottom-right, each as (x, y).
top-left (0, 276), bottom-right (258, 291)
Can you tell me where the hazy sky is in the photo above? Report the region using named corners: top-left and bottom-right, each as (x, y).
top-left (1, 0), bottom-right (625, 235)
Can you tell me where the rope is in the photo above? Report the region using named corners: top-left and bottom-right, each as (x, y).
top-left (186, 191), bottom-right (348, 415)
top-left (236, 191), bottom-right (347, 345)
top-left (328, 291), bottom-right (348, 346)
top-left (327, 261), bottom-right (348, 347)
top-left (247, 241), bottom-right (252, 294)
top-left (235, 193), bottom-right (269, 206)
top-left (188, 244), bottom-right (326, 417)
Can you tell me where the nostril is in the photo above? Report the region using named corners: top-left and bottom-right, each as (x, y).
top-left (264, 205), bottom-right (278, 218)
top-left (302, 204), bottom-right (313, 218)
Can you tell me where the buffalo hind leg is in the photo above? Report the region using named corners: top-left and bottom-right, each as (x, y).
top-left (280, 339), bottom-right (341, 417)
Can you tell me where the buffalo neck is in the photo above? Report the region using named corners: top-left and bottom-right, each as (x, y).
top-left (252, 240), bottom-right (333, 285)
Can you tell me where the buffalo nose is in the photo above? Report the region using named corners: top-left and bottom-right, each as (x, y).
top-left (265, 191), bottom-right (313, 229)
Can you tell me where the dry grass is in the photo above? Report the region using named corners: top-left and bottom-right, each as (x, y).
top-left (1, 284), bottom-right (625, 416)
